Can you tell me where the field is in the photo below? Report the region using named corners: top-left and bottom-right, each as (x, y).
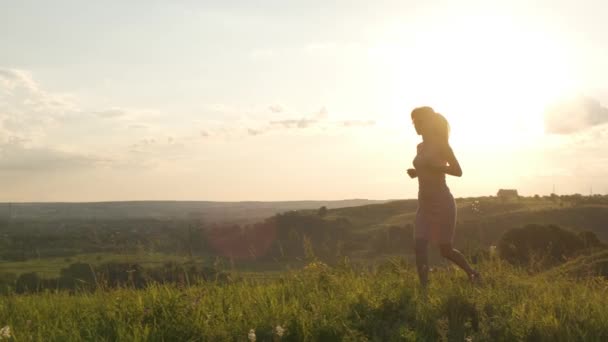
top-left (1, 259), bottom-right (608, 341)
top-left (1, 195), bottom-right (607, 341)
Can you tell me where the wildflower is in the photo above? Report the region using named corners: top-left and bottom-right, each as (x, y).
top-left (471, 200), bottom-right (481, 214)
top-left (304, 261), bottom-right (328, 271)
top-left (275, 325), bottom-right (285, 337)
top-left (465, 337), bottom-right (473, 342)
top-left (0, 325), bottom-right (11, 340)
top-left (248, 328), bottom-right (256, 341)
top-left (489, 245), bottom-right (497, 257)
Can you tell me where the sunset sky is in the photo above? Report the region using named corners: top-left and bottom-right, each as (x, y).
top-left (1, 0), bottom-right (607, 202)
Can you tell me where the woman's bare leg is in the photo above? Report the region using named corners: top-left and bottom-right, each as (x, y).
top-left (439, 243), bottom-right (479, 279)
top-left (415, 239), bottom-right (429, 287)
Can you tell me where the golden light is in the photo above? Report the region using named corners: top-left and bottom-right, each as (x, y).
top-left (374, 10), bottom-right (580, 148)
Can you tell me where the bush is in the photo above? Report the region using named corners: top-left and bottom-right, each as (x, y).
top-left (498, 224), bottom-right (604, 269)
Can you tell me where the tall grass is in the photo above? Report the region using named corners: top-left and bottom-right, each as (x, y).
top-left (1, 259), bottom-right (607, 341)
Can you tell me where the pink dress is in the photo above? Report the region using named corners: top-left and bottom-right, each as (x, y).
top-left (413, 142), bottom-right (456, 244)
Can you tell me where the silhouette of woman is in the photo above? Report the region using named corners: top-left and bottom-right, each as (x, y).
top-left (407, 106), bottom-right (480, 287)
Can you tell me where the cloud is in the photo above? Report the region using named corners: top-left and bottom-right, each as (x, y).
top-left (268, 105), bottom-right (283, 113)
top-left (248, 128), bottom-right (263, 136)
top-left (339, 120), bottom-right (375, 127)
top-left (129, 124), bottom-right (148, 130)
top-left (268, 107), bottom-right (327, 129)
top-left (0, 67), bottom-right (166, 172)
top-left (0, 137), bottom-right (102, 172)
top-left (94, 109), bottom-right (127, 118)
top-left (245, 106), bottom-right (379, 137)
top-left (0, 68), bottom-right (75, 140)
top-left (545, 96), bottom-right (608, 134)
top-left (270, 118), bottom-right (317, 129)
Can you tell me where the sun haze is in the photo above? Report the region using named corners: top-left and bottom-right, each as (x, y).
top-left (1, 1), bottom-right (607, 201)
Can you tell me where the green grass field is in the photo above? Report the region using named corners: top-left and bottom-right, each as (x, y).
top-left (0, 253), bottom-right (204, 278)
top-left (1, 258), bottom-right (607, 341)
top-left (1, 196), bottom-right (607, 341)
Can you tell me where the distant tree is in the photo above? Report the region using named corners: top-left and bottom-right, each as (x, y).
top-left (317, 206), bottom-right (328, 217)
top-left (0, 272), bottom-right (17, 295)
top-left (550, 193), bottom-right (559, 203)
top-left (96, 262), bottom-right (148, 289)
top-left (16, 272), bottom-right (41, 293)
top-left (58, 263), bottom-right (97, 291)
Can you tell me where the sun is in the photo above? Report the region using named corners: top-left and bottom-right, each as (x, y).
top-left (375, 11), bottom-right (579, 147)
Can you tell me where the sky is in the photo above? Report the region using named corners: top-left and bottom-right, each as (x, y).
top-left (1, 0), bottom-right (607, 202)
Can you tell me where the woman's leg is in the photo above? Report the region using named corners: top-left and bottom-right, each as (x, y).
top-left (415, 239), bottom-right (429, 287)
top-left (439, 243), bottom-right (479, 279)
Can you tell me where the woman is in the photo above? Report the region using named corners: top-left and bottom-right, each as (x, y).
top-left (407, 106), bottom-right (480, 287)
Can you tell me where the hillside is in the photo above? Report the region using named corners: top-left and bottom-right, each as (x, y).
top-left (0, 199), bottom-right (389, 223)
top-left (1, 196), bottom-right (608, 341)
top-left (0, 195), bottom-right (607, 276)
top-left (322, 196), bottom-right (608, 244)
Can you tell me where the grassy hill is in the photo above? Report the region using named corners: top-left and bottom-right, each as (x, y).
top-left (1, 195), bottom-right (607, 277)
top-left (0, 195), bottom-right (607, 340)
top-left (324, 195), bottom-right (608, 244)
top-left (0, 199), bottom-right (389, 223)
top-left (1, 259), bottom-right (607, 341)
top-left (548, 249), bottom-right (608, 279)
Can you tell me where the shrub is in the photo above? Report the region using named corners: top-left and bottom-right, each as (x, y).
top-left (498, 224), bottom-right (604, 269)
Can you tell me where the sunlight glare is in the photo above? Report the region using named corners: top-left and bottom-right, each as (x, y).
top-left (375, 12), bottom-right (579, 148)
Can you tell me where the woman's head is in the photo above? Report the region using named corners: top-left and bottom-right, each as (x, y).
top-left (411, 106), bottom-right (450, 143)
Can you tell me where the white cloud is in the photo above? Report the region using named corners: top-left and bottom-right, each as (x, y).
top-left (93, 108), bottom-right (127, 118)
top-left (545, 96), bottom-right (608, 134)
top-left (0, 137), bottom-right (103, 172)
top-left (268, 105), bottom-right (283, 113)
top-left (0, 68), bottom-right (160, 171)
top-left (339, 120), bottom-right (375, 127)
top-left (248, 106), bottom-right (376, 136)
top-left (0, 68), bottom-right (76, 141)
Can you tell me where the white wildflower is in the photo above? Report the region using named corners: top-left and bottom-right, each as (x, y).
top-left (0, 325), bottom-right (11, 339)
top-left (489, 245), bottom-right (497, 257)
top-left (275, 325), bottom-right (285, 337)
top-left (248, 328), bottom-right (256, 341)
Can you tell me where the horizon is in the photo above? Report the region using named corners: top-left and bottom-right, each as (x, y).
top-left (0, 191), bottom-right (601, 205)
top-left (2, 1), bottom-right (608, 201)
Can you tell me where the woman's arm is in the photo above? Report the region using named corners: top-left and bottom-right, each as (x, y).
top-left (426, 145), bottom-right (462, 177)
top-left (442, 145), bottom-right (462, 177)
top-left (406, 143), bottom-right (422, 179)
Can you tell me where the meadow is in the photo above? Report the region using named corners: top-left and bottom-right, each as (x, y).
top-left (1, 258), bottom-right (608, 341)
top-left (1, 195), bottom-right (607, 341)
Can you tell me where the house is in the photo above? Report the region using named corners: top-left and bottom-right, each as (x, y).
top-left (497, 189), bottom-right (519, 201)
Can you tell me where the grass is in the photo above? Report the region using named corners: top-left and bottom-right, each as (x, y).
top-left (0, 253), bottom-right (204, 278)
top-left (1, 258), bottom-right (607, 341)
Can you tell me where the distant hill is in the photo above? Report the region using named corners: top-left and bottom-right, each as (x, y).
top-left (308, 195), bottom-right (608, 254)
top-left (0, 199), bottom-right (390, 223)
top-left (1, 195), bottom-right (606, 266)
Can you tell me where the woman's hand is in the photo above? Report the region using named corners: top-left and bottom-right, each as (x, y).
top-left (407, 168), bottom-right (417, 179)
